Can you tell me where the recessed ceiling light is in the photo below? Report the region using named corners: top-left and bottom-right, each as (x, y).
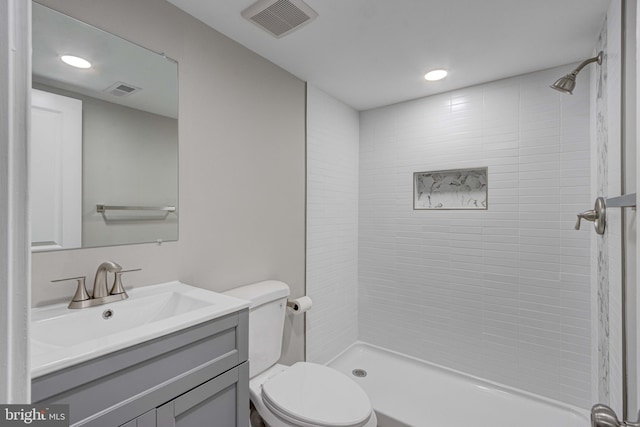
top-left (424, 69), bottom-right (448, 81)
top-left (60, 55), bottom-right (92, 69)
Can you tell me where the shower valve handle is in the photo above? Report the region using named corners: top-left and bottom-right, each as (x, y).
top-left (575, 210), bottom-right (598, 230)
top-left (575, 197), bottom-right (606, 235)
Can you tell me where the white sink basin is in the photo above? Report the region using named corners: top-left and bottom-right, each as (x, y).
top-left (31, 281), bottom-right (250, 378)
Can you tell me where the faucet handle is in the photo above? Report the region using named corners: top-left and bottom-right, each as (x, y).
top-left (575, 197), bottom-right (606, 235)
top-left (575, 209), bottom-right (598, 230)
top-left (110, 268), bottom-right (141, 295)
top-left (52, 276), bottom-right (90, 304)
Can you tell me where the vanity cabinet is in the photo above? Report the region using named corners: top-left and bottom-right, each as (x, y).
top-left (155, 365), bottom-right (246, 427)
top-left (120, 410), bottom-right (156, 427)
top-left (32, 309), bottom-right (249, 427)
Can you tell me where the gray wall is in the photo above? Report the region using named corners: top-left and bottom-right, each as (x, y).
top-left (31, 0), bottom-right (306, 364)
top-left (33, 82), bottom-right (179, 248)
top-left (80, 96), bottom-right (178, 247)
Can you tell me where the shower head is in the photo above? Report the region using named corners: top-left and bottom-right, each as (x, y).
top-left (551, 74), bottom-right (577, 94)
top-left (550, 51), bottom-right (603, 95)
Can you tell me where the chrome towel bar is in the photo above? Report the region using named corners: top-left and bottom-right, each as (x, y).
top-left (96, 204), bottom-right (176, 213)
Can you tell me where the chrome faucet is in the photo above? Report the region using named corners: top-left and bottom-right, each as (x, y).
top-left (92, 261), bottom-right (122, 298)
top-left (52, 261), bottom-right (141, 309)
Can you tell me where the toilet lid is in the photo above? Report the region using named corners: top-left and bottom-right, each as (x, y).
top-left (261, 362), bottom-right (372, 427)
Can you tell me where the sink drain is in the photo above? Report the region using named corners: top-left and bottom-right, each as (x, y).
top-left (352, 369), bottom-right (367, 378)
top-left (102, 309), bottom-right (114, 320)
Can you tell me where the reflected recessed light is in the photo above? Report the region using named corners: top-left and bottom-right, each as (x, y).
top-left (60, 55), bottom-right (92, 69)
top-left (424, 69), bottom-right (448, 81)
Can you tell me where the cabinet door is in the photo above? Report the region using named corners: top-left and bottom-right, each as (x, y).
top-left (157, 362), bottom-right (248, 427)
top-left (120, 409), bottom-right (156, 427)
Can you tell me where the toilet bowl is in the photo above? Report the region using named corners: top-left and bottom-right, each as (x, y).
top-left (250, 363), bottom-right (377, 427)
top-left (223, 281), bottom-right (377, 427)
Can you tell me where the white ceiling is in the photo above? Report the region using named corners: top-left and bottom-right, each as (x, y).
top-left (167, 0), bottom-right (611, 111)
top-left (33, 2), bottom-right (178, 118)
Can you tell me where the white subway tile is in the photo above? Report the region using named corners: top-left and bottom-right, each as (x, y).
top-left (310, 68), bottom-right (591, 408)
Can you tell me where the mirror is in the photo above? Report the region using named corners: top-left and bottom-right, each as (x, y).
top-left (31, 2), bottom-right (178, 251)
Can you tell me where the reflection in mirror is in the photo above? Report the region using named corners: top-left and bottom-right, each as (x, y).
top-left (31, 2), bottom-right (178, 251)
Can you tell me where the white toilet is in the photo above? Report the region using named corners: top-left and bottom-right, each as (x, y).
top-left (224, 281), bottom-right (377, 427)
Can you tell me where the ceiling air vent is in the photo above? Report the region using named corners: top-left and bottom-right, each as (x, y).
top-left (104, 81), bottom-right (141, 97)
top-left (241, 0), bottom-right (318, 38)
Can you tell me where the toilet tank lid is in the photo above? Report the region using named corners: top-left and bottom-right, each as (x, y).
top-left (222, 280), bottom-right (290, 308)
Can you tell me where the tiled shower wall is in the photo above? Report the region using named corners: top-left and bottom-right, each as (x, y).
top-left (358, 66), bottom-right (593, 407)
top-left (306, 84), bottom-right (360, 364)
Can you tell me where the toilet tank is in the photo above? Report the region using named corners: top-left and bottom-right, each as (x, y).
top-left (223, 280), bottom-right (290, 378)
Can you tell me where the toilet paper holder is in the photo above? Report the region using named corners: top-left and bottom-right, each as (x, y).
top-left (286, 296), bottom-right (313, 314)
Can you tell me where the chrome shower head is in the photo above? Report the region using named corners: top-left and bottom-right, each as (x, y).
top-left (550, 51), bottom-right (603, 95)
top-left (551, 73), bottom-right (577, 94)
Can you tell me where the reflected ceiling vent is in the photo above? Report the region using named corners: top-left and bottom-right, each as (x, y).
top-left (104, 81), bottom-right (141, 97)
top-left (241, 0), bottom-right (318, 38)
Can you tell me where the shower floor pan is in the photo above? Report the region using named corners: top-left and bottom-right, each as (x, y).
top-left (327, 342), bottom-right (589, 427)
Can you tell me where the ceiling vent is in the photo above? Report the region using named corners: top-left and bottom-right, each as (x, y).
top-left (241, 0), bottom-right (318, 38)
top-left (104, 81), bottom-right (141, 97)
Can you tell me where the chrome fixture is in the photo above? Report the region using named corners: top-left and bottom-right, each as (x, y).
top-left (575, 194), bottom-right (637, 236)
top-left (551, 51), bottom-right (603, 94)
top-left (591, 404), bottom-right (640, 427)
top-left (52, 262), bottom-right (141, 309)
top-left (92, 261), bottom-right (122, 298)
top-left (575, 197), bottom-right (606, 235)
top-left (352, 369), bottom-right (367, 378)
top-left (96, 204), bottom-right (176, 213)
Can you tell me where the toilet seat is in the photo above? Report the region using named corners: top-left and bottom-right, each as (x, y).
top-left (261, 362), bottom-right (373, 427)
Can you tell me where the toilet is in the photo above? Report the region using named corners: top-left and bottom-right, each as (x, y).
top-left (223, 281), bottom-right (377, 427)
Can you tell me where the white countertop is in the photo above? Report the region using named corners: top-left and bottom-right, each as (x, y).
top-left (31, 281), bottom-right (250, 378)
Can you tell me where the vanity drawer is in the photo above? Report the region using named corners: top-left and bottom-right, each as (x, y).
top-left (32, 309), bottom-right (248, 426)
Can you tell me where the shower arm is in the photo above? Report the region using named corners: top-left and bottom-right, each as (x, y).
top-left (570, 51), bottom-right (604, 77)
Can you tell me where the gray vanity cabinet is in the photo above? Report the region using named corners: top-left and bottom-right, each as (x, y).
top-left (156, 363), bottom-right (248, 427)
top-left (32, 309), bottom-right (249, 427)
top-left (120, 410), bottom-right (156, 427)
